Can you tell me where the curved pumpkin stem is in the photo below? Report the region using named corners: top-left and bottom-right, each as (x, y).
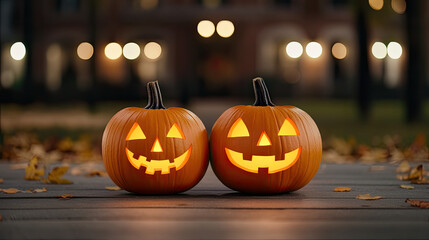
top-left (145, 81), bottom-right (166, 109)
top-left (252, 77), bottom-right (275, 106)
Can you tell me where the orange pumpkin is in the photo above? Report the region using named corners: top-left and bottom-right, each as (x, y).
top-left (102, 81), bottom-right (208, 194)
top-left (210, 78), bottom-right (322, 194)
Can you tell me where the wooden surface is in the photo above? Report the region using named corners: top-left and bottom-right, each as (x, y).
top-left (1, 162), bottom-right (429, 239)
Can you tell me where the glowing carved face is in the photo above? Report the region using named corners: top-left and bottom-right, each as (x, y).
top-left (225, 117), bottom-right (302, 174)
top-left (125, 122), bottom-right (192, 175)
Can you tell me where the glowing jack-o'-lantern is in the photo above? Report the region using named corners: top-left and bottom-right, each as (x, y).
top-left (102, 81), bottom-right (208, 194)
top-left (210, 78), bottom-right (322, 194)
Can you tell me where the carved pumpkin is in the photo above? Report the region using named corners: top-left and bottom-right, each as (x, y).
top-left (102, 81), bottom-right (209, 194)
top-left (210, 78), bottom-right (322, 194)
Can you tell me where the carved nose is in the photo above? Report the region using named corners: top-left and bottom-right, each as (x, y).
top-left (257, 131), bottom-right (272, 146)
top-left (151, 138), bottom-right (163, 152)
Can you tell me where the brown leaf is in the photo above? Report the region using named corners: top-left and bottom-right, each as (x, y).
top-left (356, 194), bottom-right (384, 200)
top-left (25, 156), bottom-right (45, 180)
top-left (400, 185), bottom-right (414, 189)
top-left (0, 178), bottom-right (3, 183)
top-left (33, 188), bottom-right (47, 193)
top-left (399, 164), bottom-right (424, 181)
top-left (396, 161), bottom-right (411, 173)
top-left (45, 166), bottom-right (73, 184)
top-left (86, 170), bottom-right (108, 177)
top-left (410, 178), bottom-right (429, 184)
top-left (405, 198), bottom-right (429, 209)
top-left (57, 194), bottom-right (74, 199)
top-left (105, 186), bottom-right (121, 191)
top-left (333, 187), bottom-right (351, 192)
top-left (0, 188), bottom-right (21, 194)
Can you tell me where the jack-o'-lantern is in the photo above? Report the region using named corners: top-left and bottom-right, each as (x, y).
top-left (210, 78), bottom-right (322, 194)
top-left (102, 81), bottom-right (208, 194)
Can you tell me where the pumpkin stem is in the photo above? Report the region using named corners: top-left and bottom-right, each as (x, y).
top-left (145, 81), bottom-right (166, 109)
top-left (252, 77), bottom-right (275, 106)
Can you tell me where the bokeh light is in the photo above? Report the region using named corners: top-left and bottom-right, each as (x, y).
top-left (306, 42), bottom-right (322, 58)
top-left (123, 42), bottom-right (141, 60)
top-left (77, 42), bottom-right (94, 60)
top-left (285, 41), bottom-right (303, 59)
top-left (391, 0), bottom-right (406, 14)
top-left (144, 42), bottom-right (162, 60)
top-left (10, 42), bottom-right (26, 60)
top-left (371, 42), bottom-right (387, 59)
top-left (140, 0), bottom-right (158, 10)
top-left (104, 42), bottom-right (122, 60)
top-left (216, 20), bottom-right (235, 38)
top-left (197, 20), bottom-right (215, 38)
top-left (387, 42), bottom-right (402, 59)
top-left (331, 42), bottom-right (347, 60)
top-left (369, 0), bottom-right (383, 10)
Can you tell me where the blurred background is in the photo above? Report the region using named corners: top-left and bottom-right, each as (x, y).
top-left (1, 0), bottom-right (428, 163)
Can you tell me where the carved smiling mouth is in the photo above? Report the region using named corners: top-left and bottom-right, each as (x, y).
top-left (125, 145), bottom-right (192, 175)
top-left (225, 146), bottom-right (301, 174)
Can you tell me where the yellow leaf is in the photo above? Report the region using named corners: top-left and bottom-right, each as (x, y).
top-left (356, 194), bottom-right (383, 200)
top-left (33, 188), bottom-right (47, 193)
top-left (25, 156), bottom-right (45, 180)
top-left (405, 198), bottom-right (429, 209)
top-left (0, 188), bottom-right (21, 194)
top-left (400, 185), bottom-right (414, 189)
top-left (57, 194), bottom-right (74, 199)
top-left (46, 166), bottom-right (73, 184)
top-left (333, 187), bottom-right (351, 192)
top-left (105, 186), bottom-right (121, 191)
top-left (396, 161), bottom-right (411, 173)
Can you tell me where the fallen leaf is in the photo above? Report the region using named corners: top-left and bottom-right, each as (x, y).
top-left (399, 164), bottom-right (424, 181)
top-left (9, 163), bottom-right (28, 170)
top-left (333, 187), bottom-right (351, 192)
top-left (400, 185), bottom-right (414, 189)
top-left (57, 194), bottom-right (74, 199)
top-left (45, 166), bottom-right (73, 184)
top-left (0, 188), bottom-right (21, 194)
top-left (369, 165), bottom-right (386, 171)
top-left (356, 194), bottom-right (384, 200)
top-left (86, 170), bottom-right (108, 177)
top-left (0, 178), bottom-right (3, 183)
top-left (105, 186), bottom-right (121, 191)
top-left (33, 188), bottom-right (47, 193)
top-left (410, 178), bottom-right (429, 184)
top-left (405, 198), bottom-right (429, 209)
top-left (25, 156), bottom-right (45, 180)
top-left (396, 161), bottom-right (411, 173)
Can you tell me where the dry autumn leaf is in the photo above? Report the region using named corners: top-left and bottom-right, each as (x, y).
top-left (0, 188), bottom-right (21, 194)
top-left (57, 194), bottom-right (74, 199)
top-left (405, 198), bottom-right (429, 209)
top-left (396, 161), bottom-right (411, 173)
top-left (333, 187), bottom-right (351, 192)
top-left (356, 194), bottom-right (384, 200)
top-left (33, 188), bottom-right (47, 193)
top-left (86, 170), bottom-right (108, 177)
top-left (400, 185), bottom-right (414, 189)
top-left (410, 178), bottom-right (429, 184)
top-left (45, 166), bottom-right (73, 184)
top-left (105, 186), bottom-right (121, 191)
top-left (25, 156), bottom-right (45, 180)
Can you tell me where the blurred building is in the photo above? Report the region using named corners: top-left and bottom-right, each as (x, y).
top-left (0, 0), bottom-right (427, 103)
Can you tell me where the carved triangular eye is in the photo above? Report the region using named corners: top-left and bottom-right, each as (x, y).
top-left (228, 118), bottom-right (250, 138)
top-left (126, 122), bottom-right (146, 140)
top-left (278, 117), bottom-right (300, 136)
top-left (167, 123), bottom-right (185, 139)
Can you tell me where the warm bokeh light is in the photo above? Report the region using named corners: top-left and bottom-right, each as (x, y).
top-left (10, 42), bottom-right (26, 60)
top-left (144, 42), bottom-right (162, 60)
top-left (391, 0), bottom-right (406, 14)
top-left (104, 42), bottom-right (122, 60)
top-left (140, 0), bottom-right (158, 10)
top-left (202, 0), bottom-right (221, 8)
top-left (123, 42), bottom-right (141, 60)
top-left (331, 42), bottom-right (347, 60)
top-left (216, 20), bottom-right (235, 38)
top-left (387, 42), bottom-right (402, 59)
top-left (371, 42), bottom-right (387, 59)
top-left (197, 20), bottom-right (215, 38)
top-left (306, 42), bottom-right (322, 58)
top-left (285, 41), bottom-right (303, 59)
top-left (369, 0), bottom-right (383, 10)
top-left (77, 42), bottom-right (94, 60)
